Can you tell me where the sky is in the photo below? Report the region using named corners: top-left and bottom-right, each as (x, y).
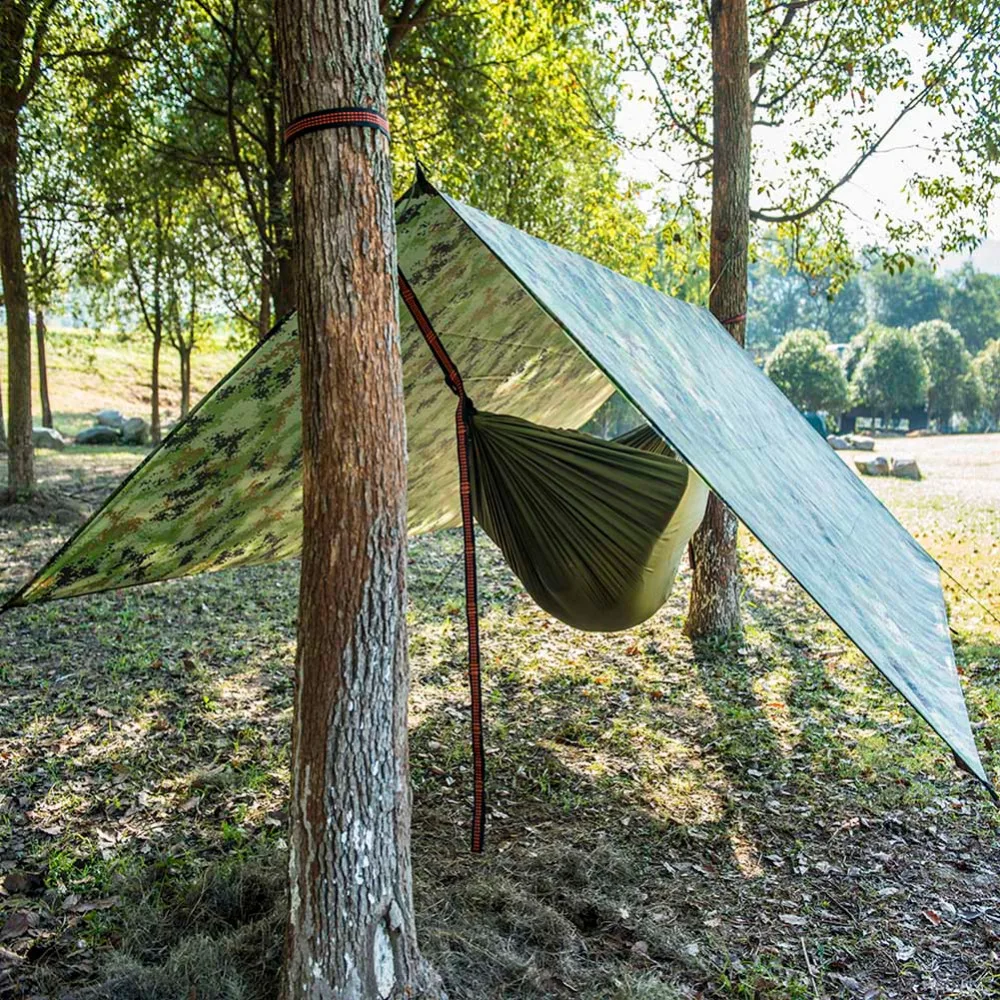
top-left (611, 33), bottom-right (1000, 271)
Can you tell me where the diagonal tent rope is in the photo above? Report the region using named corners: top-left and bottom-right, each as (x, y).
top-left (937, 562), bottom-right (1000, 631)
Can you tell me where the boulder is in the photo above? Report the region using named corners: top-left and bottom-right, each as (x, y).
top-left (95, 409), bottom-right (125, 429)
top-left (76, 425), bottom-right (121, 446)
top-left (32, 427), bottom-right (66, 451)
top-left (121, 417), bottom-right (149, 446)
top-left (855, 456), bottom-right (890, 477)
top-left (827, 435), bottom-right (850, 451)
top-left (891, 457), bottom-right (922, 481)
top-left (846, 434), bottom-right (875, 451)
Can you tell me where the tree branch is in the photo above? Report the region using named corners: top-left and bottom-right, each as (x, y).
top-left (384, 0), bottom-right (436, 60)
top-left (749, 4), bottom-right (797, 78)
top-left (620, 12), bottom-right (711, 150)
top-left (753, 0), bottom-right (848, 110)
top-left (17, 0), bottom-right (58, 105)
top-left (750, 32), bottom-right (977, 224)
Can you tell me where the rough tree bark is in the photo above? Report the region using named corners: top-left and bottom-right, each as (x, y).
top-left (0, 104), bottom-right (34, 498)
top-left (150, 328), bottom-right (161, 444)
top-left (178, 343), bottom-right (191, 418)
top-left (686, 0), bottom-right (751, 638)
top-left (275, 0), bottom-right (441, 997)
top-left (35, 306), bottom-right (52, 428)
top-left (258, 271), bottom-right (271, 340)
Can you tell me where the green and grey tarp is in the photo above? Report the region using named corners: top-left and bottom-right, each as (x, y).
top-left (1, 171), bottom-right (990, 793)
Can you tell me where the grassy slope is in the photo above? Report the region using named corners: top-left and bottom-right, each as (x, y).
top-left (0, 324), bottom-right (243, 437)
top-left (0, 345), bottom-right (998, 999)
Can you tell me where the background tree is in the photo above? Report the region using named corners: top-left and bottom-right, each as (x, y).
top-left (975, 339), bottom-right (1000, 427)
top-left (945, 263), bottom-right (1000, 354)
top-left (1, 0), bottom-right (154, 495)
top-left (20, 99), bottom-right (83, 430)
top-left (115, 0), bottom-right (653, 348)
top-left (913, 319), bottom-right (978, 427)
top-left (866, 260), bottom-right (948, 330)
top-left (851, 326), bottom-right (928, 423)
top-left (275, 0), bottom-right (440, 995)
top-left (164, 199), bottom-right (214, 418)
top-left (387, 1), bottom-right (654, 279)
top-left (765, 328), bottom-right (850, 415)
top-left (0, 0), bottom-right (50, 497)
top-left (748, 256), bottom-right (866, 349)
top-left (613, 0), bottom-right (1000, 634)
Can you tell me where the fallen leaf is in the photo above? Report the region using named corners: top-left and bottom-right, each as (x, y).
top-left (891, 936), bottom-right (915, 961)
top-left (64, 896), bottom-right (119, 915)
top-left (0, 911), bottom-right (37, 941)
top-left (779, 913), bottom-right (808, 926)
top-left (3, 872), bottom-right (44, 896)
top-left (922, 908), bottom-right (942, 926)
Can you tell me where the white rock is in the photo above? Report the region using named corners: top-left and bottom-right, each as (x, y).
top-left (855, 456), bottom-right (890, 477)
top-left (891, 457), bottom-right (922, 481)
top-left (32, 426), bottom-right (66, 450)
top-left (95, 409), bottom-right (125, 428)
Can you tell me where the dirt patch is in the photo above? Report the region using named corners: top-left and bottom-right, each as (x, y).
top-left (0, 488), bottom-right (84, 527)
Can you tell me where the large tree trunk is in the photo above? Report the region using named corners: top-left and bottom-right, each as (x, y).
top-left (686, 0), bottom-right (751, 638)
top-left (35, 306), bottom-right (52, 428)
top-left (275, 1), bottom-right (440, 998)
top-left (0, 109), bottom-right (34, 499)
top-left (150, 328), bottom-right (162, 444)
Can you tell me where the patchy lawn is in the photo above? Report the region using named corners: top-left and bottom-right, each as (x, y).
top-left (0, 435), bottom-right (998, 999)
top-left (0, 324), bottom-right (242, 438)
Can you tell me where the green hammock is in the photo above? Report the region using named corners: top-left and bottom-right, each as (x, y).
top-left (468, 410), bottom-right (707, 631)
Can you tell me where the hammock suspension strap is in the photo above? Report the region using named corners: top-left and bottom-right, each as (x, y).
top-left (399, 270), bottom-right (487, 853)
top-left (283, 106), bottom-right (390, 146)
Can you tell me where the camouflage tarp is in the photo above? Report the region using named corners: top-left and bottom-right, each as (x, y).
top-left (3, 172), bottom-right (990, 791)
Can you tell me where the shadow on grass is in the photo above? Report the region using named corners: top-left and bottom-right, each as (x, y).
top-left (2, 489), bottom-right (999, 997)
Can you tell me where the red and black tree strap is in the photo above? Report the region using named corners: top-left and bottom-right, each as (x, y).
top-left (283, 107), bottom-right (390, 146)
top-left (399, 270), bottom-right (487, 853)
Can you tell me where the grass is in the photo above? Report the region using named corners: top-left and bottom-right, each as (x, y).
top-left (0, 421), bottom-right (998, 998)
top-left (0, 322), bottom-right (243, 438)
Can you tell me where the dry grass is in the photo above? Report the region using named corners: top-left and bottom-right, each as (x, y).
top-left (0, 431), bottom-right (998, 999)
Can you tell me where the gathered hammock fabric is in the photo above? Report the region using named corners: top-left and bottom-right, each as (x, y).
top-left (468, 410), bottom-right (707, 632)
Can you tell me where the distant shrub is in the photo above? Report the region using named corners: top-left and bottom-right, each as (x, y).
top-left (850, 325), bottom-right (928, 419)
top-left (765, 328), bottom-right (850, 414)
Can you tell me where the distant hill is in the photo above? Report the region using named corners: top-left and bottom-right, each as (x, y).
top-left (941, 239), bottom-right (1000, 274)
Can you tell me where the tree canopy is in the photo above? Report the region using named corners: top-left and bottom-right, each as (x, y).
top-left (945, 264), bottom-right (1000, 354)
top-left (975, 339), bottom-right (1000, 427)
top-left (913, 319), bottom-right (981, 425)
top-left (764, 327), bottom-right (850, 414)
top-left (850, 325), bottom-right (929, 419)
top-left (610, 1), bottom-right (1000, 284)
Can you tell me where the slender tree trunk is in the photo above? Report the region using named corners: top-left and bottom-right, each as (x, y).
top-left (271, 247), bottom-right (295, 319)
top-left (0, 109), bottom-right (34, 499)
top-left (0, 370), bottom-right (6, 447)
top-left (258, 270), bottom-right (272, 339)
top-left (276, 1), bottom-right (440, 997)
top-left (35, 305), bottom-right (52, 428)
top-left (686, 0), bottom-right (751, 638)
top-left (179, 345), bottom-right (191, 418)
top-left (150, 327), bottom-right (162, 444)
